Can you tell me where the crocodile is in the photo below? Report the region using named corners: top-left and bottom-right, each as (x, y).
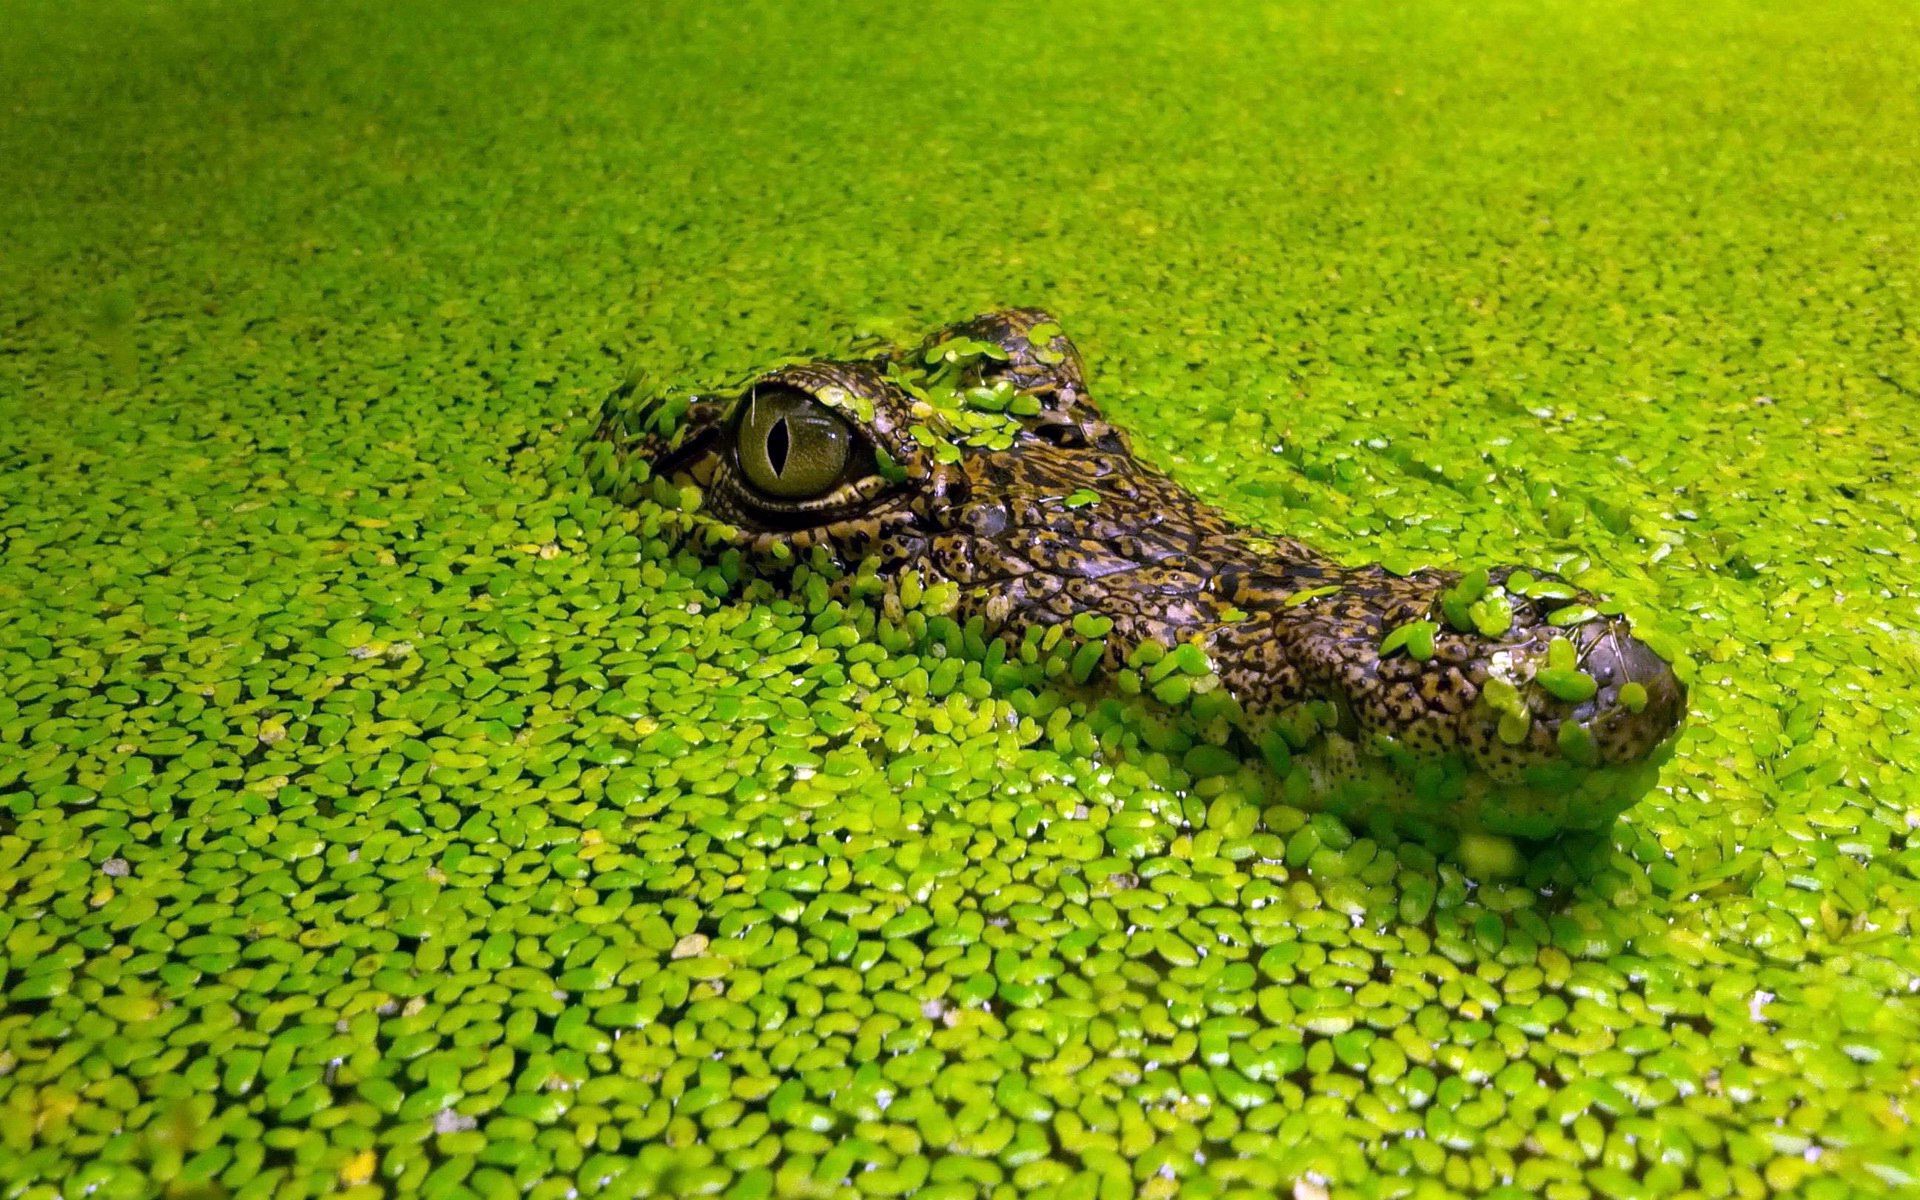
top-left (586, 309), bottom-right (1687, 840)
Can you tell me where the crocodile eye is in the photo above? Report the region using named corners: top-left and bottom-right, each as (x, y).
top-left (736, 388), bottom-right (852, 499)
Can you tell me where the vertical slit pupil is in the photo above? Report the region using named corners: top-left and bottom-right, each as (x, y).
top-left (767, 416), bottom-right (791, 476)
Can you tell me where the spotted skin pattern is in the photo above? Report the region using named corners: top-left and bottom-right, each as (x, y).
top-left (590, 310), bottom-right (1688, 838)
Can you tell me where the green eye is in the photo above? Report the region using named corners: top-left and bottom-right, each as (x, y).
top-left (736, 388), bottom-right (852, 499)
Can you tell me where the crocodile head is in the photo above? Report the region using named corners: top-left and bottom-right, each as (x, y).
top-left (588, 309), bottom-right (1687, 840)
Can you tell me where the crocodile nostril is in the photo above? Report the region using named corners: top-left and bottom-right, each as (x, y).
top-left (1573, 620), bottom-right (1686, 728)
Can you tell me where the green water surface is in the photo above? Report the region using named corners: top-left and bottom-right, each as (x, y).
top-left (4, 1), bottom-right (1920, 1197)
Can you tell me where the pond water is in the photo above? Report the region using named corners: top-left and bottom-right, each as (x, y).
top-left (3, 1), bottom-right (1917, 1196)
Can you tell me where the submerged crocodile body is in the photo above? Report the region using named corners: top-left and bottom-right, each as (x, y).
top-left (587, 309), bottom-right (1687, 839)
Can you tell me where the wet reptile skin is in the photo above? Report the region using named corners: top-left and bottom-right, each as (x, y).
top-left (589, 309), bottom-right (1688, 838)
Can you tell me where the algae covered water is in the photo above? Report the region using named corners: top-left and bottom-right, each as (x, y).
top-left (4, 1), bottom-right (1919, 1197)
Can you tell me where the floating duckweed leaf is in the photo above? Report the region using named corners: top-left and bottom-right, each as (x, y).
top-left (1468, 590), bottom-right (1513, 637)
top-left (1497, 709), bottom-right (1532, 744)
top-left (1481, 677), bottom-right (1525, 716)
top-left (1538, 665), bottom-right (1599, 703)
top-left (1071, 612), bottom-right (1114, 639)
top-left (1167, 641), bottom-right (1214, 676)
top-left (1151, 675), bottom-right (1192, 705)
top-left (1440, 567), bottom-right (1489, 630)
top-left (964, 383), bottom-right (1012, 412)
top-left (1283, 584), bottom-right (1342, 607)
top-left (1069, 637), bottom-right (1105, 683)
top-left (1511, 572), bottom-right (1579, 601)
top-left (1378, 551), bottom-right (1427, 577)
top-left (1456, 832), bottom-right (1521, 877)
top-left (1064, 488), bottom-right (1099, 508)
top-left (1379, 619), bottom-right (1438, 661)
top-left (1557, 719), bottom-right (1600, 765)
top-left (923, 336), bottom-right (1009, 365)
top-left (1127, 639), bottom-right (1167, 668)
top-left (873, 444), bottom-right (908, 483)
top-left (1548, 604), bottom-right (1603, 628)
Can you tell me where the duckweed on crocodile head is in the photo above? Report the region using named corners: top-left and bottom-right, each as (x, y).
top-left (4, 0), bottom-right (1920, 1197)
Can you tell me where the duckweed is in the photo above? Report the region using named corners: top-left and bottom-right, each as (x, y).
top-left (5, 0), bottom-right (1920, 1196)
top-left (1379, 621), bottom-right (1439, 663)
